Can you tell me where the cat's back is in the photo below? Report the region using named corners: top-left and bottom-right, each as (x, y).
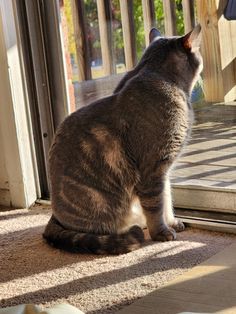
top-left (116, 71), bottom-right (193, 163)
top-left (118, 70), bottom-right (192, 130)
top-left (49, 95), bottom-right (118, 161)
top-left (55, 95), bottom-right (117, 138)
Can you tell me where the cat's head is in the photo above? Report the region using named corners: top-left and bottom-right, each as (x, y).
top-left (142, 24), bottom-right (203, 94)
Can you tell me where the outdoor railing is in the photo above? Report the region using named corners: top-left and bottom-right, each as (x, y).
top-left (72, 0), bottom-right (195, 81)
top-left (66, 0), bottom-right (236, 106)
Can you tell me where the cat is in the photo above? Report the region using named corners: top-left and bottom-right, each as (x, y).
top-left (43, 25), bottom-right (203, 254)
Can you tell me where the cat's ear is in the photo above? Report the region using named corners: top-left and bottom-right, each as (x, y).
top-left (149, 28), bottom-right (162, 43)
top-left (181, 24), bottom-right (202, 52)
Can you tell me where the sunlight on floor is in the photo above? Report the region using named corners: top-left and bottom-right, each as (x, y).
top-left (1, 207), bottom-right (235, 313)
top-left (117, 242), bottom-right (236, 313)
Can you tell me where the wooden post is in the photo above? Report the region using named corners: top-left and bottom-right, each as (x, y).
top-left (182, 0), bottom-right (195, 33)
top-left (71, 0), bottom-right (91, 81)
top-left (163, 0), bottom-right (177, 36)
top-left (142, 0), bottom-right (156, 47)
top-left (97, 0), bottom-right (115, 76)
top-left (196, 0), bottom-right (236, 102)
top-left (119, 0), bottom-right (136, 69)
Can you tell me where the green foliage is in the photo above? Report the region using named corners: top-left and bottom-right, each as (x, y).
top-left (175, 0), bottom-right (185, 35)
top-left (154, 0), bottom-right (165, 34)
top-left (133, 0), bottom-right (185, 60)
top-left (84, 0), bottom-right (98, 29)
top-left (133, 0), bottom-right (145, 60)
top-left (63, 0), bottom-right (77, 56)
top-left (111, 0), bottom-right (124, 63)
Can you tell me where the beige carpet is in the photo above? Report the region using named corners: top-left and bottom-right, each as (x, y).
top-left (0, 205), bottom-right (236, 314)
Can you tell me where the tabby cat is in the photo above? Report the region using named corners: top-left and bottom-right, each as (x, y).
top-left (43, 25), bottom-right (202, 254)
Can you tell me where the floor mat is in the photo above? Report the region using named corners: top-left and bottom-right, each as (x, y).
top-left (0, 206), bottom-right (235, 313)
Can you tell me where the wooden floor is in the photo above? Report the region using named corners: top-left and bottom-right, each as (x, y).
top-left (171, 102), bottom-right (236, 213)
top-left (116, 241), bottom-right (236, 314)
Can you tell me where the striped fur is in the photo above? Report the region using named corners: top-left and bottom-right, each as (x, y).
top-left (43, 216), bottom-right (144, 254)
top-left (43, 26), bottom-right (202, 254)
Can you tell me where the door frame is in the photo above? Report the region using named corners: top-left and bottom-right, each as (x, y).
top-left (15, 0), bottom-right (70, 199)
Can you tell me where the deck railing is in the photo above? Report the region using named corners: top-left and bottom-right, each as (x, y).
top-left (72, 0), bottom-right (195, 81)
top-left (68, 0), bottom-right (236, 106)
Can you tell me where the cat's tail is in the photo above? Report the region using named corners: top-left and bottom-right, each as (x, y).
top-left (43, 215), bottom-right (145, 255)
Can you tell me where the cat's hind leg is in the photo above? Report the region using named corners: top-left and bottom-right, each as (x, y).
top-left (163, 175), bottom-right (185, 232)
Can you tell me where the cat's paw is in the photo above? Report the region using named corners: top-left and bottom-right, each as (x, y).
top-left (151, 227), bottom-right (176, 242)
top-left (171, 218), bottom-right (185, 233)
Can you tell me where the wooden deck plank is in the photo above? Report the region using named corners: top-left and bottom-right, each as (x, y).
top-left (172, 103), bottom-right (236, 183)
top-left (171, 102), bottom-right (236, 212)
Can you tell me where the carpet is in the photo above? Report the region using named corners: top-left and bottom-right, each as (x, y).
top-left (0, 205), bottom-right (236, 313)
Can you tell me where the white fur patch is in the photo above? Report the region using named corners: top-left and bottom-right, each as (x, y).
top-left (118, 196), bottom-right (147, 233)
top-left (163, 176), bottom-right (175, 226)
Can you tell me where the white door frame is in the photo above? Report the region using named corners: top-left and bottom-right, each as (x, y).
top-left (0, 0), bottom-right (39, 207)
